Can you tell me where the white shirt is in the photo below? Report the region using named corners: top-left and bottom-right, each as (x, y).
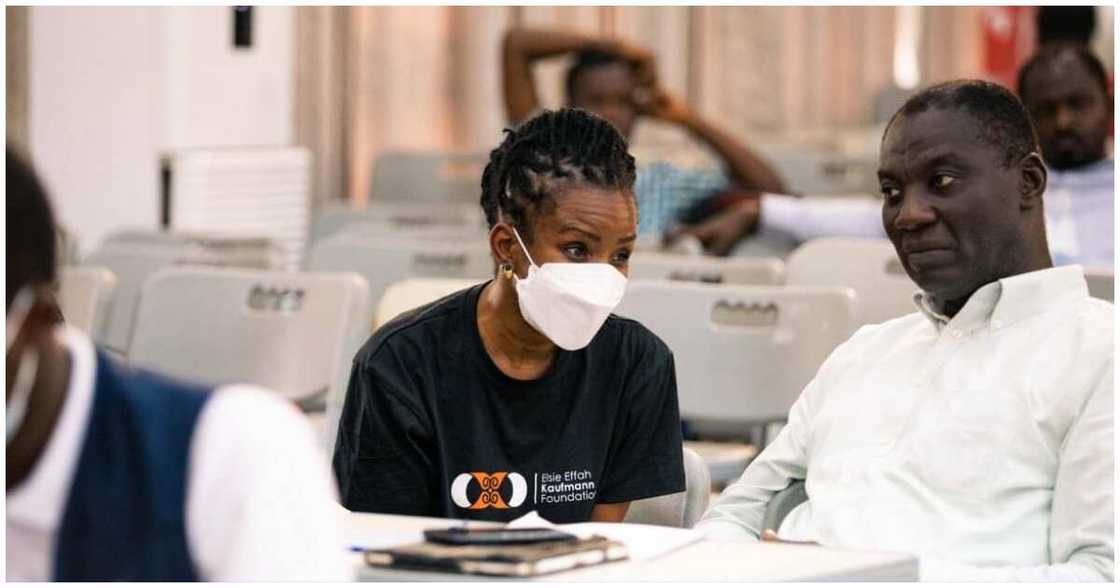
top-left (697, 266), bottom-right (1114, 581)
top-left (6, 327), bottom-right (352, 581)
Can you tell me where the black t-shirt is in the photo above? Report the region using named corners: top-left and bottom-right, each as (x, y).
top-left (333, 281), bottom-right (685, 524)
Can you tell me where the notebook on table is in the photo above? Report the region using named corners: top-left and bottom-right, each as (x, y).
top-left (363, 535), bottom-right (629, 577)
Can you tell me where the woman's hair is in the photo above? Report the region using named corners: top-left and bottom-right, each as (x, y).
top-left (479, 108), bottom-right (637, 242)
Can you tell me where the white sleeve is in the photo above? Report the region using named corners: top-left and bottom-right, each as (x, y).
top-left (922, 361), bottom-right (1115, 582)
top-left (186, 385), bottom-right (352, 581)
top-left (760, 193), bottom-right (885, 242)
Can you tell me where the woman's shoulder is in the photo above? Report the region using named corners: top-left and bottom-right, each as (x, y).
top-left (354, 283), bottom-right (483, 369)
top-left (597, 314), bottom-right (674, 364)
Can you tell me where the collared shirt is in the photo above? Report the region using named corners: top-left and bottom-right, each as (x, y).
top-left (697, 266), bottom-right (1114, 581)
top-left (6, 327), bottom-right (351, 581)
top-left (753, 159), bottom-right (1114, 268)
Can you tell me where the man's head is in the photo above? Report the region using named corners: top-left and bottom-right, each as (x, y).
top-left (1036, 6), bottom-right (1097, 46)
top-left (564, 50), bottom-right (639, 139)
top-left (1017, 44), bottom-right (1112, 170)
top-left (879, 81), bottom-right (1050, 309)
top-left (7, 147), bottom-right (58, 311)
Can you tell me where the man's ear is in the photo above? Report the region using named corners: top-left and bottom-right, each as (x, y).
top-left (1018, 152), bottom-right (1047, 210)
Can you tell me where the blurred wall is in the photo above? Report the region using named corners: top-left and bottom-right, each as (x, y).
top-left (26, 6), bottom-right (294, 256)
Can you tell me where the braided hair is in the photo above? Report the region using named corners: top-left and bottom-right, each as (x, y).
top-left (480, 108), bottom-right (637, 243)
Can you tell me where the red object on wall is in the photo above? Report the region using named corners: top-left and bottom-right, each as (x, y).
top-left (982, 6), bottom-right (1037, 89)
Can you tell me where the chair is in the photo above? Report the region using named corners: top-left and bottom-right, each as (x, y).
top-left (623, 447), bottom-right (711, 528)
top-left (127, 267), bottom-right (370, 426)
top-left (1084, 267), bottom-right (1114, 302)
top-left (628, 252), bottom-right (785, 285)
top-left (616, 281), bottom-right (857, 484)
top-left (375, 278), bottom-right (481, 329)
top-left (762, 479), bottom-right (808, 534)
top-left (306, 233), bottom-right (495, 327)
top-left (311, 201), bottom-right (488, 245)
top-left (785, 237), bottom-right (918, 327)
top-left (57, 266), bottom-right (117, 337)
top-left (370, 150), bottom-right (488, 205)
top-left (85, 231), bottom-right (279, 354)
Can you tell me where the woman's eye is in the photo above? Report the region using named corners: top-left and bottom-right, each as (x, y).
top-left (563, 244), bottom-right (588, 260)
top-left (612, 250), bottom-right (632, 264)
top-left (932, 174), bottom-right (955, 189)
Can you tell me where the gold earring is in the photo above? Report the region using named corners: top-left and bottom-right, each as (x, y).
top-left (500, 261), bottom-right (514, 280)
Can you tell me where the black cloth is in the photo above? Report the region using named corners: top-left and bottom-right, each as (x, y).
top-left (333, 281), bottom-right (685, 524)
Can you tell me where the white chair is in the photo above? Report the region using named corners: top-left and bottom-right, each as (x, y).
top-left (628, 252), bottom-right (785, 285)
top-left (375, 278), bottom-right (481, 329)
top-left (307, 234), bottom-right (495, 325)
top-left (623, 446), bottom-right (711, 528)
top-left (57, 266), bottom-right (117, 337)
top-left (127, 267), bottom-right (371, 438)
top-left (617, 281), bottom-right (857, 484)
top-left (84, 231), bottom-right (280, 353)
top-left (1084, 267), bottom-right (1114, 302)
top-left (785, 237), bottom-right (918, 327)
top-left (311, 201), bottom-right (489, 244)
top-left (370, 150), bottom-right (488, 205)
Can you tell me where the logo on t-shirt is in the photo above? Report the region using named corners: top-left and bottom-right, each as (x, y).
top-left (450, 472), bottom-right (528, 509)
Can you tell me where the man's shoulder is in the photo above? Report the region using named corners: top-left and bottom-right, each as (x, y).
top-left (354, 283), bottom-right (481, 368)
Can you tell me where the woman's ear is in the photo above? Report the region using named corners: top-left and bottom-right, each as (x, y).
top-left (489, 222), bottom-right (517, 269)
top-left (1018, 152), bottom-right (1048, 211)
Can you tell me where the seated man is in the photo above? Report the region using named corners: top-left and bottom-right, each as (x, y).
top-left (5, 148), bottom-right (348, 581)
top-left (677, 46), bottom-right (1114, 267)
top-left (696, 81), bottom-right (1114, 581)
top-left (502, 27), bottom-right (786, 240)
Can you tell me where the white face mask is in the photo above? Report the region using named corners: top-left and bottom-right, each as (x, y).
top-left (6, 288), bottom-right (40, 445)
top-left (510, 227), bottom-right (628, 351)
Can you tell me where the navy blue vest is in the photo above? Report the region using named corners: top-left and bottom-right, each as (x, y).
top-left (53, 350), bottom-right (213, 581)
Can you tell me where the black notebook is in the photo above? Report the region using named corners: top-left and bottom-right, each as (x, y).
top-left (364, 535), bottom-right (629, 577)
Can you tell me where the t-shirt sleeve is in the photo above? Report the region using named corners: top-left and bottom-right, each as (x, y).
top-left (331, 346), bottom-right (439, 516)
top-left (597, 337), bottom-right (686, 504)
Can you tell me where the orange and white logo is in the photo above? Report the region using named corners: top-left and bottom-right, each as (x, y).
top-left (450, 472), bottom-right (528, 510)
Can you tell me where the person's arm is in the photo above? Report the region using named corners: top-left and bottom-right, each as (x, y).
top-left (332, 351), bottom-right (439, 516)
top-left (921, 361), bottom-right (1114, 582)
top-left (645, 91), bottom-right (786, 194)
top-left (759, 193), bottom-right (885, 242)
top-left (502, 27), bottom-right (654, 124)
top-left (591, 502), bottom-right (630, 522)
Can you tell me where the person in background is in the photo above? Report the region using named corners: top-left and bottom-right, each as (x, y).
top-left (696, 80), bottom-right (1113, 581)
top-left (672, 47), bottom-right (1114, 266)
top-left (5, 147), bottom-right (349, 581)
top-left (502, 27), bottom-right (786, 240)
top-left (334, 109), bottom-right (685, 524)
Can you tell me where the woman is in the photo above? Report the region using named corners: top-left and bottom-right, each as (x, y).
top-left (333, 109), bottom-right (684, 523)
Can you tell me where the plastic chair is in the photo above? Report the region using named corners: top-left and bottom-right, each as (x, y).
top-left (311, 201), bottom-right (488, 245)
top-left (306, 233), bottom-right (494, 328)
top-left (370, 150), bottom-right (488, 205)
top-left (623, 447), bottom-right (711, 528)
top-left (375, 278), bottom-right (481, 329)
top-left (57, 266), bottom-right (117, 337)
top-left (127, 267), bottom-right (370, 420)
top-left (1084, 267), bottom-right (1114, 302)
top-left (616, 281), bottom-right (857, 485)
top-left (762, 479), bottom-right (808, 534)
top-left (628, 252), bottom-right (785, 285)
top-left (785, 237), bottom-right (918, 327)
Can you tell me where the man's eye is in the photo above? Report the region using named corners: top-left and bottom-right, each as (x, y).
top-left (932, 175), bottom-right (955, 189)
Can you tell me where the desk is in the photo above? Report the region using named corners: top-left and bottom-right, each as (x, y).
top-left (346, 512), bottom-right (919, 581)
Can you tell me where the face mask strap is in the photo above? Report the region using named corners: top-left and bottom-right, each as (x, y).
top-left (510, 226), bottom-right (538, 269)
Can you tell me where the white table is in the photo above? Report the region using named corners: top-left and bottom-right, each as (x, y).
top-left (346, 512), bottom-right (919, 581)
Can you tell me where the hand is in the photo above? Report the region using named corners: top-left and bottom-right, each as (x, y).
top-left (664, 197), bottom-right (761, 257)
top-left (598, 39), bottom-right (658, 87)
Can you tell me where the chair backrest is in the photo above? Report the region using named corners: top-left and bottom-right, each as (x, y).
top-left (628, 252), bottom-right (785, 285)
top-left (1084, 267), bottom-right (1114, 302)
top-left (311, 201), bottom-right (488, 245)
top-left (128, 267), bottom-right (370, 413)
top-left (617, 281), bottom-right (856, 424)
top-left (57, 266), bottom-right (117, 336)
top-left (306, 234), bottom-right (494, 324)
top-left (370, 150), bottom-right (488, 204)
top-left (623, 446), bottom-right (711, 528)
top-left (785, 237), bottom-right (917, 327)
top-left (85, 233), bottom-right (278, 354)
top-left (375, 278), bottom-right (482, 329)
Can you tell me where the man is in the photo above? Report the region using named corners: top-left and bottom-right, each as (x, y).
top-left (6, 148), bottom-right (349, 581)
top-left (677, 47), bottom-right (1114, 266)
top-left (502, 27), bottom-right (786, 239)
top-left (696, 81), bottom-right (1114, 581)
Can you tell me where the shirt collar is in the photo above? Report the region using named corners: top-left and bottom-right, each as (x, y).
top-left (914, 265), bottom-right (1088, 334)
top-left (6, 326), bottom-right (97, 532)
